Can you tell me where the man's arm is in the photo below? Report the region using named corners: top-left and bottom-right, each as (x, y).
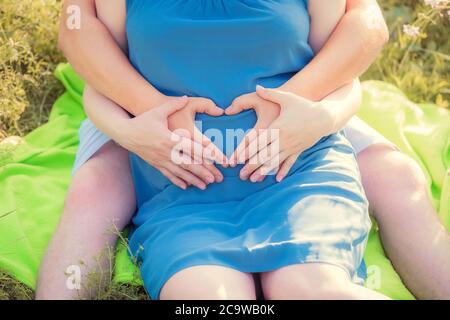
top-left (60, 0), bottom-right (387, 117)
top-left (59, 0), bottom-right (166, 115)
top-left (281, 0), bottom-right (389, 101)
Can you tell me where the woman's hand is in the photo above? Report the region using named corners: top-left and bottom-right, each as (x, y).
top-left (115, 96), bottom-right (221, 190)
top-left (225, 92), bottom-right (280, 167)
top-left (238, 85), bottom-right (335, 183)
top-left (168, 97), bottom-right (228, 183)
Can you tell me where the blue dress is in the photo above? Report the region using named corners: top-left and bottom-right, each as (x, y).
top-left (125, 0), bottom-right (372, 299)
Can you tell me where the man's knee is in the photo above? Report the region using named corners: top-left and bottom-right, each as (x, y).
top-left (65, 141), bottom-right (134, 214)
top-left (65, 168), bottom-right (116, 210)
top-left (358, 145), bottom-right (428, 194)
top-left (63, 160), bottom-right (135, 228)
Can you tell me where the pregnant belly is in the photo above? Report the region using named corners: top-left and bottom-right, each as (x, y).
top-left (129, 108), bottom-right (274, 198)
top-left (129, 119), bottom-right (345, 209)
top-left (195, 109), bottom-right (257, 158)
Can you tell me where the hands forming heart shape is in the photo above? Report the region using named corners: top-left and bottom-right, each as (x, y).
top-left (228, 86), bottom-right (331, 183)
top-left (167, 97), bottom-right (227, 188)
top-left (163, 86), bottom-right (330, 189)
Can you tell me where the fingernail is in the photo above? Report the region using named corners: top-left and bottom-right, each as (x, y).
top-left (250, 175), bottom-right (259, 183)
top-left (207, 176), bottom-right (215, 183)
top-left (222, 158), bottom-right (228, 167)
top-left (197, 183), bottom-right (206, 190)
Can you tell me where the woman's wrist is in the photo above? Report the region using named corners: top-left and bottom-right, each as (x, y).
top-left (273, 84), bottom-right (337, 136)
top-left (314, 101), bottom-right (339, 136)
top-left (110, 116), bottom-right (137, 151)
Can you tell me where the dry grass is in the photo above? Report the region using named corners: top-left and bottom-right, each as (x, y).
top-left (0, 271), bottom-right (34, 300)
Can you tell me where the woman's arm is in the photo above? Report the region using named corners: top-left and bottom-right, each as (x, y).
top-left (281, 0), bottom-right (389, 101)
top-left (83, 85), bottom-right (221, 190)
top-left (317, 79), bottom-right (362, 136)
top-left (59, 0), bottom-right (166, 115)
top-left (82, 85), bottom-right (130, 141)
top-left (239, 80), bottom-right (361, 182)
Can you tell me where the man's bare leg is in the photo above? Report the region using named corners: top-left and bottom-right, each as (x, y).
top-left (36, 142), bottom-right (135, 299)
top-left (358, 144), bottom-right (450, 299)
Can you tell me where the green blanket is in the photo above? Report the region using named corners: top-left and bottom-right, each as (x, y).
top-left (0, 64), bottom-right (449, 299)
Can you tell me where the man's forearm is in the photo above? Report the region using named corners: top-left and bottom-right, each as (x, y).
top-left (59, 0), bottom-right (166, 115)
top-left (61, 0), bottom-right (386, 116)
top-left (281, 0), bottom-right (388, 101)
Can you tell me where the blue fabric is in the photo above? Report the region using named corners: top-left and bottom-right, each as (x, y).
top-left (125, 0), bottom-right (371, 299)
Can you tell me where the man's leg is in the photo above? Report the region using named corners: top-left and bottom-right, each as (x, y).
top-left (358, 144), bottom-right (450, 299)
top-left (36, 142), bottom-right (136, 299)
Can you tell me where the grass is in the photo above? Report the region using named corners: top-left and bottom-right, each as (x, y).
top-left (0, 0), bottom-right (449, 300)
top-left (0, 271), bottom-right (34, 300)
top-left (0, 269), bottom-right (149, 300)
top-left (0, 0), bottom-right (64, 139)
top-left (362, 0), bottom-right (450, 107)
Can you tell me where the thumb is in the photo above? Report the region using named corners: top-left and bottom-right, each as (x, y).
top-left (203, 101), bottom-right (224, 117)
top-left (225, 98), bottom-right (251, 116)
top-left (256, 85), bottom-right (298, 105)
top-left (157, 96), bottom-right (189, 117)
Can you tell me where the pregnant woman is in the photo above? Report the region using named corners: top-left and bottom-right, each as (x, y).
top-left (83, 0), bottom-right (382, 300)
top-left (37, 0), bottom-right (450, 300)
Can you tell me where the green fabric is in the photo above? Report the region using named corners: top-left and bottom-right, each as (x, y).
top-left (0, 63), bottom-right (449, 299)
top-left (357, 82), bottom-right (450, 300)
